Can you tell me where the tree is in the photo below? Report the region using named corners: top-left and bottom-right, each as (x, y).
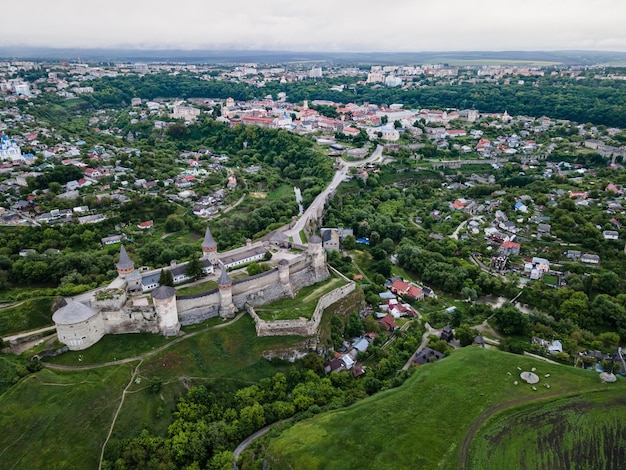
top-left (159, 269), bottom-right (174, 287)
top-left (165, 214), bottom-right (185, 232)
top-left (455, 324), bottom-right (477, 347)
top-left (186, 258), bottom-right (203, 281)
top-left (342, 235), bottom-right (356, 250)
top-left (494, 304), bottom-right (530, 336)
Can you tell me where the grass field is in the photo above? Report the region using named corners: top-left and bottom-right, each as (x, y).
top-left (3, 315), bottom-right (306, 467)
top-left (0, 365), bottom-right (133, 469)
top-left (46, 332), bottom-right (175, 366)
top-left (267, 184), bottom-right (295, 202)
top-left (254, 275), bottom-right (348, 321)
top-left (468, 390), bottom-right (626, 470)
top-left (263, 347), bottom-right (624, 470)
top-left (0, 297), bottom-right (54, 337)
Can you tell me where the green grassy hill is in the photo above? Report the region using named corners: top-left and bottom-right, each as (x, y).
top-left (263, 347), bottom-right (626, 470)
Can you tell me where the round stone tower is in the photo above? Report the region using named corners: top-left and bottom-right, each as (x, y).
top-left (278, 258), bottom-right (294, 298)
top-left (116, 245), bottom-right (135, 279)
top-left (151, 285), bottom-right (180, 336)
top-left (218, 267), bottom-right (236, 318)
top-left (307, 235), bottom-right (328, 282)
top-left (202, 227), bottom-right (219, 265)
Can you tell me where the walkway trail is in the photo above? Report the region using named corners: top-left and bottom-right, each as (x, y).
top-left (45, 311), bottom-right (246, 372)
top-left (98, 359), bottom-right (143, 470)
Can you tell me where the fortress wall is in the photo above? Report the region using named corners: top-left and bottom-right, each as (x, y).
top-left (102, 307), bottom-right (159, 334)
top-left (235, 281), bottom-right (286, 308)
top-left (232, 269), bottom-right (279, 296)
top-left (91, 293), bottom-right (127, 311)
top-left (246, 304), bottom-right (310, 336)
top-left (178, 304), bottom-right (220, 325)
top-left (248, 281), bottom-right (356, 337)
top-left (176, 291), bottom-right (220, 312)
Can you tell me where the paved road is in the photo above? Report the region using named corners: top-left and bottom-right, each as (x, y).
top-left (401, 321), bottom-right (439, 371)
top-left (232, 419), bottom-right (290, 469)
top-left (285, 145), bottom-right (383, 244)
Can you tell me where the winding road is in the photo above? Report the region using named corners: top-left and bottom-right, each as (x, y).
top-left (284, 145), bottom-right (384, 244)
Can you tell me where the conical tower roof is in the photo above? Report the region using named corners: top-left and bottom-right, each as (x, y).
top-left (116, 245), bottom-right (134, 270)
top-left (218, 268), bottom-right (231, 286)
top-left (202, 227), bottom-right (217, 249)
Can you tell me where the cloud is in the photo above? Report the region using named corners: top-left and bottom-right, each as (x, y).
top-left (2, 0), bottom-right (625, 51)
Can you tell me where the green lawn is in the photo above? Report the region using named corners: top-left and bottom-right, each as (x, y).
top-left (0, 297), bottom-right (55, 337)
top-left (267, 184), bottom-right (295, 202)
top-left (263, 347), bottom-right (623, 470)
top-left (254, 275), bottom-right (348, 321)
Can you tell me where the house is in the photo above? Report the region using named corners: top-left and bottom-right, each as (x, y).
top-left (501, 240), bottom-right (521, 256)
top-left (603, 230), bottom-right (619, 240)
top-left (321, 229), bottom-right (340, 251)
top-left (580, 253), bottom-right (600, 264)
top-left (378, 313), bottom-right (397, 332)
top-left (389, 279), bottom-right (410, 296)
top-left (440, 325), bottom-right (454, 342)
top-left (473, 335), bottom-right (485, 347)
top-left (548, 340), bottom-right (563, 354)
top-left (413, 347), bottom-right (445, 365)
top-left (138, 220), bottom-right (153, 230)
top-left (531, 257), bottom-right (550, 272)
top-left (537, 224), bottom-right (551, 234)
top-left (101, 234), bottom-right (125, 245)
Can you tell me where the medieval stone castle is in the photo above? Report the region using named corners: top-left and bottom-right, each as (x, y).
top-left (52, 228), bottom-right (336, 351)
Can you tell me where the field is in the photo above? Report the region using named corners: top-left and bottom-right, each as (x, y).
top-left (0, 297), bottom-right (54, 337)
top-left (0, 315), bottom-right (306, 468)
top-left (467, 391), bottom-right (626, 470)
top-left (254, 275), bottom-right (348, 321)
top-left (262, 347), bottom-right (625, 470)
top-left (0, 365), bottom-right (133, 469)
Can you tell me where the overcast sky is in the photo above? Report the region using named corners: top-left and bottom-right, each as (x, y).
top-left (3, 0), bottom-right (625, 51)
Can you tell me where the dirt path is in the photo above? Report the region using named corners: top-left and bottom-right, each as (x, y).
top-left (98, 360), bottom-right (143, 470)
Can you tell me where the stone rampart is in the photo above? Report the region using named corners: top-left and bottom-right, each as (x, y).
top-left (232, 269), bottom-right (279, 296)
top-left (102, 306), bottom-right (159, 334)
top-left (247, 281), bottom-right (355, 337)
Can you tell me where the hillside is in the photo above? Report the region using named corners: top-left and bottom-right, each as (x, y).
top-left (262, 347), bottom-right (626, 470)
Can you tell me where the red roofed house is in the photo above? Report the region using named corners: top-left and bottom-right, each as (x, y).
top-left (501, 240), bottom-right (521, 256)
top-left (406, 285), bottom-right (424, 301)
top-left (138, 220), bottom-right (153, 230)
top-left (378, 313), bottom-right (398, 332)
top-left (389, 279), bottom-right (410, 296)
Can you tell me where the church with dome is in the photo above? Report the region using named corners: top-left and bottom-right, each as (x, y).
top-left (52, 228), bottom-right (330, 350)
